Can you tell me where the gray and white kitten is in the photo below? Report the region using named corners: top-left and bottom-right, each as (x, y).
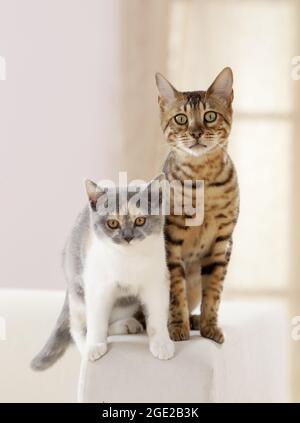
top-left (31, 174), bottom-right (174, 370)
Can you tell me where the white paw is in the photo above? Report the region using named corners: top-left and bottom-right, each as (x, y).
top-left (108, 318), bottom-right (144, 335)
top-left (150, 338), bottom-right (175, 360)
top-left (86, 342), bottom-right (107, 362)
top-left (124, 318), bottom-right (144, 334)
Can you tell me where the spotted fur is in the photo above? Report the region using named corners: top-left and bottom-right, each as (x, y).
top-left (156, 68), bottom-right (239, 343)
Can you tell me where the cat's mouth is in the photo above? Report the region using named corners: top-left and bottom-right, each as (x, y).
top-left (178, 139), bottom-right (210, 156)
top-left (190, 141), bottom-right (208, 149)
top-left (182, 140), bottom-right (212, 157)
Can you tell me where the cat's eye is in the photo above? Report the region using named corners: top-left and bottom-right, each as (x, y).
top-left (107, 219), bottom-right (119, 229)
top-left (174, 114), bottom-right (188, 125)
top-left (135, 217), bottom-right (146, 227)
top-left (204, 111), bottom-right (217, 123)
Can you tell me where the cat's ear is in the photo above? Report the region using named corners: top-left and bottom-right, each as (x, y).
top-left (206, 67), bottom-right (234, 104)
top-left (155, 73), bottom-right (179, 106)
top-left (85, 179), bottom-right (105, 211)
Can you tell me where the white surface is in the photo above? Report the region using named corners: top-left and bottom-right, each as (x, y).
top-left (79, 300), bottom-right (289, 403)
top-left (0, 289), bottom-right (289, 403)
top-left (0, 289), bottom-right (80, 403)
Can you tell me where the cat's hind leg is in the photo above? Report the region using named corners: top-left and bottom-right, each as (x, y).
top-left (108, 304), bottom-right (144, 335)
top-left (189, 314), bottom-right (200, 330)
top-left (108, 318), bottom-right (143, 335)
top-left (69, 293), bottom-right (86, 355)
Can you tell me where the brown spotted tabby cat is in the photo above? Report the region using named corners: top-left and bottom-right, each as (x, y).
top-left (156, 68), bottom-right (239, 343)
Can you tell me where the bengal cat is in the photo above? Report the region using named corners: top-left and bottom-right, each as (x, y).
top-left (156, 68), bottom-right (239, 343)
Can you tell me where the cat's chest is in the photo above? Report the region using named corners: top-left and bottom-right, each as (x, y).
top-left (88, 241), bottom-right (160, 287)
top-left (182, 216), bottom-right (217, 260)
top-left (110, 255), bottom-right (143, 285)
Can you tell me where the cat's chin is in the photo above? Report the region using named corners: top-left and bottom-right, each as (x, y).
top-left (179, 142), bottom-right (219, 158)
top-left (109, 239), bottom-right (139, 249)
top-left (179, 144), bottom-right (209, 157)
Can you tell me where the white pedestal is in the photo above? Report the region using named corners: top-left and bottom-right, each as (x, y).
top-left (78, 301), bottom-right (288, 403)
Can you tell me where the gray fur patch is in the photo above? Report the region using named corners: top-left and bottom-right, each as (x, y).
top-left (114, 296), bottom-right (137, 307)
top-left (31, 294), bottom-right (71, 371)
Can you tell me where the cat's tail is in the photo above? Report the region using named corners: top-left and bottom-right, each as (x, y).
top-left (30, 293), bottom-right (72, 371)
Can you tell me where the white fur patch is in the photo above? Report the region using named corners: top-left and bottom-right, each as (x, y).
top-left (70, 229), bottom-right (173, 361)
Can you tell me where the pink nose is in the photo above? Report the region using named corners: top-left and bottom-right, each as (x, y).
top-left (189, 130), bottom-right (203, 140)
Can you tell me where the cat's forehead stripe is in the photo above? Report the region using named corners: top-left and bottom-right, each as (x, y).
top-left (184, 91), bottom-right (206, 109)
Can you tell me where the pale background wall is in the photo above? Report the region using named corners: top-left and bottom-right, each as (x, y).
top-left (0, 0), bottom-right (168, 292)
top-left (0, 0), bottom-right (300, 400)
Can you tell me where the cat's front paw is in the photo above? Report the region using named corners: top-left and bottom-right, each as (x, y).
top-left (200, 324), bottom-right (224, 344)
top-left (150, 338), bottom-right (175, 360)
top-left (168, 322), bottom-right (190, 341)
top-left (86, 342), bottom-right (107, 362)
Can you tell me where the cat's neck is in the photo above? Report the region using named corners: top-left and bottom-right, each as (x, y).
top-left (172, 144), bottom-right (230, 182)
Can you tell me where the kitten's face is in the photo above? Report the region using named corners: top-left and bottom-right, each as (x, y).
top-left (156, 68), bottom-right (234, 157)
top-left (85, 177), bottom-right (164, 246)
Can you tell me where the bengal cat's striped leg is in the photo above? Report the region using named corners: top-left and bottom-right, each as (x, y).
top-left (199, 237), bottom-right (233, 344)
top-left (185, 261), bottom-right (202, 330)
top-left (166, 241), bottom-right (190, 341)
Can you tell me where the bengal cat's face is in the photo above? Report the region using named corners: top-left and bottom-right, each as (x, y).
top-left (156, 68), bottom-right (234, 157)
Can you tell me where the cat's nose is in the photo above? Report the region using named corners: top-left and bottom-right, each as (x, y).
top-left (124, 235), bottom-right (133, 243)
top-left (189, 129), bottom-right (203, 140)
